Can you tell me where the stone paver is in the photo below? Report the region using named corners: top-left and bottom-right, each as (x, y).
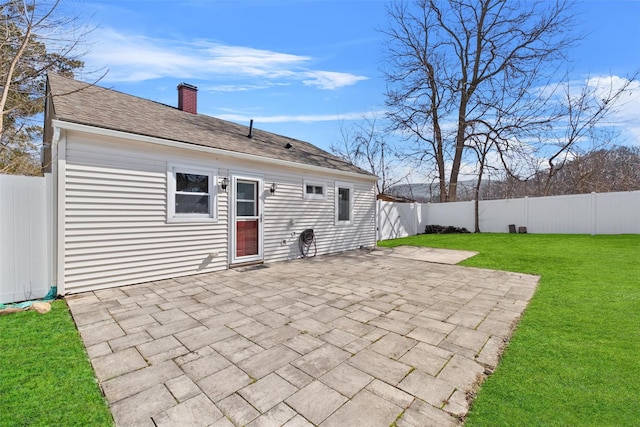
top-left (239, 373), bottom-right (298, 413)
top-left (197, 365), bottom-right (252, 403)
top-left (109, 384), bottom-right (176, 427)
top-left (368, 332), bottom-right (417, 360)
top-left (399, 342), bottom-right (452, 376)
top-left (164, 375), bottom-right (201, 402)
top-left (91, 347), bottom-right (148, 381)
top-left (285, 381), bottom-right (348, 425)
top-left (398, 369), bottom-right (456, 408)
top-left (396, 398), bottom-right (459, 427)
top-left (101, 360), bottom-right (183, 402)
top-left (217, 393), bottom-right (260, 426)
top-left (180, 351), bottom-right (231, 381)
top-left (247, 403), bottom-right (297, 427)
top-left (320, 389), bottom-right (401, 427)
top-left (67, 247), bottom-right (539, 426)
top-left (238, 344), bottom-right (300, 379)
top-left (347, 349), bottom-right (413, 385)
top-left (319, 363), bottom-right (373, 398)
top-left (292, 344), bottom-right (351, 378)
top-left (152, 394), bottom-right (223, 427)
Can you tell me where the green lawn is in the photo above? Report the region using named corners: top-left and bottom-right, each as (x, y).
top-left (379, 234), bottom-right (640, 426)
top-left (0, 300), bottom-right (113, 426)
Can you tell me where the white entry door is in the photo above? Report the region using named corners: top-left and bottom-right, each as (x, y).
top-left (230, 175), bottom-right (263, 264)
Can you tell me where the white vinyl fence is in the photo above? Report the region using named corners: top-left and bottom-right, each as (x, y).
top-left (377, 201), bottom-right (425, 240)
top-left (0, 174), bottom-right (53, 304)
top-left (378, 190), bottom-right (640, 240)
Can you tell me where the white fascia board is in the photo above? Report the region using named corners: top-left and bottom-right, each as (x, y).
top-left (51, 120), bottom-right (378, 182)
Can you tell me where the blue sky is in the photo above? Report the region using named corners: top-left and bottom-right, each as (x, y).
top-left (75, 0), bottom-right (640, 158)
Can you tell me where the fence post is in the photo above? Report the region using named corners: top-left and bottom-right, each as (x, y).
top-left (591, 192), bottom-right (597, 235)
top-left (376, 200), bottom-right (380, 241)
top-left (524, 196), bottom-right (529, 230)
top-left (45, 173), bottom-right (54, 291)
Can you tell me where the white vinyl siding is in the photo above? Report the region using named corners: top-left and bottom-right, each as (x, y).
top-left (60, 129), bottom-right (376, 293)
top-left (262, 174), bottom-right (375, 263)
top-left (63, 134), bottom-right (227, 292)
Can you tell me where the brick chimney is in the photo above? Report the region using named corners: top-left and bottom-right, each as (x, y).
top-left (177, 83), bottom-right (197, 114)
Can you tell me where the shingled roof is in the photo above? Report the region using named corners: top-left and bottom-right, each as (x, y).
top-left (46, 73), bottom-right (375, 177)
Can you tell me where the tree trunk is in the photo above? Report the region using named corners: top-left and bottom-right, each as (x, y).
top-left (448, 98), bottom-right (469, 202)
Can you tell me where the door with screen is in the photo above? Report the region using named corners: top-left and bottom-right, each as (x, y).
top-left (232, 177), bottom-right (263, 263)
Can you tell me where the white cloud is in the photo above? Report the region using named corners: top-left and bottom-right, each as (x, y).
top-left (302, 70), bottom-right (368, 90)
top-left (215, 110), bottom-right (386, 124)
top-left (203, 82), bottom-right (290, 92)
top-left (86, 28), bottom-right (368, 90)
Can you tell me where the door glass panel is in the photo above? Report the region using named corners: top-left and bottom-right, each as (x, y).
top-left (237, 201), bottom-right (255, 216)
top-left (236, 180), bottom-right (257, 217)
top-left (237, 182), bottom-right (255, 201)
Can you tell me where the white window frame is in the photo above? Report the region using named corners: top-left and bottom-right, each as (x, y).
top-left (303, 180), bottom-right (326, 200)
top-left (335, 181), bottom-right (354, 225)
top-left (167, 163), bottom-right (217, 223)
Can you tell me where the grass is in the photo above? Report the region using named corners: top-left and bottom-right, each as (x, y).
top-left (378, 234), bottom-right (640, 426)
top-left (0, 300), bottom-right (113, 426)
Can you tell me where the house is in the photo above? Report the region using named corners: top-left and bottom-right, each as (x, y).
top-left (43, 73), bottom-right (377, 295)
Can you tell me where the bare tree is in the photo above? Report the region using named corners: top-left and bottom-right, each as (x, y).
top-left (482, 71), bottom-right (639, 197)
top-left (536, 73), bottom-right (639, 195)
top-left (331, 116), bottom-right (409, 194)
top-left (382, 0), bottom-right (577, 202)
top-left (1, 0), bottom-right (86, 175)
top-left (490, 145), bottom-right (640, 197)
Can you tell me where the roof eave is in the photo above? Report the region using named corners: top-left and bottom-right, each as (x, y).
top-left (51, 119), bottom-right (379, 181)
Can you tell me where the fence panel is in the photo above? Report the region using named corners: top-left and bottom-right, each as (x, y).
top-left (478, 198), bottom-right (527, 233)
top-left (526, 194), bottom-right (591, 234)
top-left (0, 174), bottom-right (51, 304)
top-left (423, 200), bottom-right (474, 231)
top-left (594, 191), bottom-right (640, 234)
top-left (377, 201), bottom-right (420, 240)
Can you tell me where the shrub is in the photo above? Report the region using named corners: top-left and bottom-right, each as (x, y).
top-left (425, 224), bottom-right (471, 234)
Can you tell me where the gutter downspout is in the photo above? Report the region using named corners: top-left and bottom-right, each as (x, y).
top-left (51, 126), bottom-right (66, 296)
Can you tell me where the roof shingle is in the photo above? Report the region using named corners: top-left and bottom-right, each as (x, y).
top-left (47, 73), bottom-right (375, 177)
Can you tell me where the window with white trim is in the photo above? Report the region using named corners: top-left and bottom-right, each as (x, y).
top-left (335, 182), bottom-right (354, 225)
top-left (304, 181), bottom-right (326, 199)
top-left (167, 165), bottom-right (217, 222)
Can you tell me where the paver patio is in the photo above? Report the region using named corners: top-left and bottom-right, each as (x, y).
top-left (67, 247), bottom-right (539, 426)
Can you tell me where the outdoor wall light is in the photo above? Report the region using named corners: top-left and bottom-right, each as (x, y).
top-left (220, 177), bottom-right (228, 192)
top-left (270, 182), bottom-right (278, 194)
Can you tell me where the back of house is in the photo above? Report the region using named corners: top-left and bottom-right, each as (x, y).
top-left (43, 74), bottom-right (377, 294)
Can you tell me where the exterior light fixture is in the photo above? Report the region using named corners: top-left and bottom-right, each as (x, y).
top-left (270, 183), bottom-right (277, 194)
top-left (221, 177), bottom-right (228, 192)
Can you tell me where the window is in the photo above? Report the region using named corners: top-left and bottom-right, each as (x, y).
top-left (304, 181), bottom-right (326, 199)
top-left (335, 182), bottom-right (354, 225)
top-left (168, 165), bottom-right (216, 222)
